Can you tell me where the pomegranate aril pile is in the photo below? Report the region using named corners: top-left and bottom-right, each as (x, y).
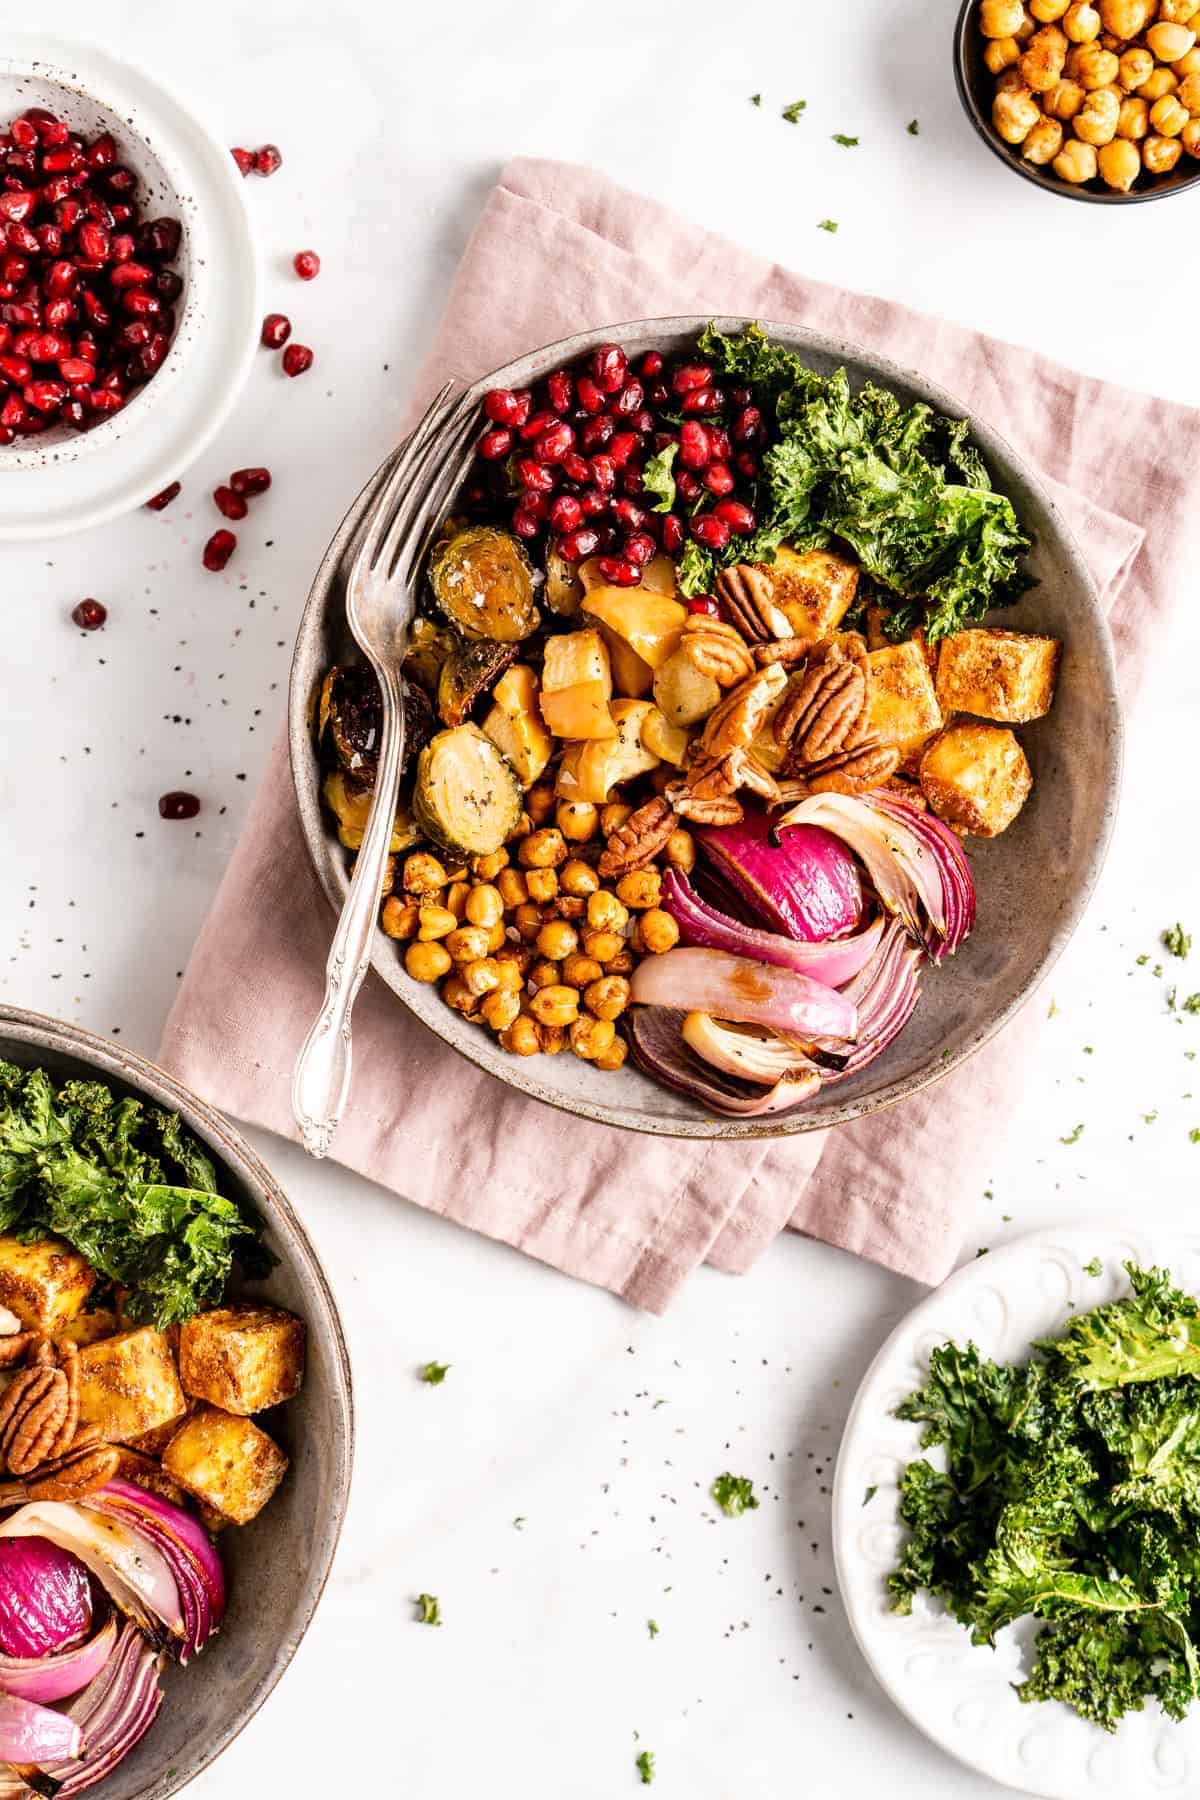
top-left (0, 107), bottom-right (183, 438)
top-left (471, 342), bottom-right (766, 572)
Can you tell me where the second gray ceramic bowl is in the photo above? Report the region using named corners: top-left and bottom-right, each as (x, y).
top-left (288, 316), bottom-right (1123, 1141)
top-left (0, 1005), bottom-right (354, 1800)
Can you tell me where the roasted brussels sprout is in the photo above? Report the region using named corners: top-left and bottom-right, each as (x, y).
top-left (429, 525), bottom-right (539, 643)
top-left (319, 661), bottom-right (434, 781)
top-left (404, 616), bottom-right (456, 694)
top-left (322, 770), bottom-right (421, 852)
top-left (543, 545), bottom-right (584, 618)
top-left (437, 636), bottom-right (519, 728)
top-left (412, 724), bottom-right (523, 856)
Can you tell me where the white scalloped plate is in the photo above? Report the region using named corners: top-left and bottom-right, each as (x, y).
top-left (834, 1223), bottom-right (1200, 1799)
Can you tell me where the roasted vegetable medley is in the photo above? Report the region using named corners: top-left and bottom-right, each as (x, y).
top-left (317, 324), bottom-right (1059, 1113)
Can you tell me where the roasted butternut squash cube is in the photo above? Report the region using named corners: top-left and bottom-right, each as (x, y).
top-left (78, 1326), bottom-right (188, 1445)
top-left (556, 700), bottom-right (661, 804)
top-left (179, 1304), bottom-right (306, 1416)
top-left (865, 643), bottom-right (944, 773)
top-left (163, 1404), bottom-right (288, 1525)
top-left (582, 585), bottom-right (687, 672)
top-left (760, 546), bottom-right (859, 641)
top-left (482, 664), bottom-right (553, 786)
top-left (934, 629), bottom-right (1061, 724)
top-left (0, 1235), bottom-right (95, 1334)
top-left (597, 623), bottom-right (654, 698)
top-left (919, 721), bottom-right (1033, 837)
top-left (651, 649), bottom-right (720, 729)
top-left (539, 629), bottom-right (615, 740)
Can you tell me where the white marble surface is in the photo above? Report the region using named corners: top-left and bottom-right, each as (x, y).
top-left (4, 2), bottom-right (1200, 1795)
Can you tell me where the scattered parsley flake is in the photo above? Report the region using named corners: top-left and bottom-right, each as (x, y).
top-left (782, 99), bottom-right (807, 123)
top-left (1154, 964), bottom-right (1164, 979)
top-left (1002, 1213), bottom-right (1012, 1223)
top-left (419, 1361), bottom-right (449, 1385)
top-left (512, 1516), bottom-right (526, 1530)
top-left (1184, 994), bottom-right (1200, 1015)
top-left (976, 1247), bottom-right (990, 1258)
top-left (832, 133), bottom-right (860, 147)
top-left (1083, 1257), bottom-right (1102, 1277)
top-left (1061, 1123), bottom-right (1085, 1145)
top-left (416, 1593), bottom-right (441, 1626)
top-left (1191, 1128), bottom-right (1200, 1144)
top-left (647, 1618), bottom-right (659, 1639)
top-left (1163, 923), bottom-right (1192, 960)
top-left (863, 1485), bottom-right (878, 1506)
top-left (636, 1749), bottom-right (655, 1784)
top-left (818, 218), bottom-right (838, 232)
top-left (750, 93), bottom-right (762, 106)
top-left (711, 1472), bottom-right (759, 1517)
top-left (1143, 1111), bottom-right (1158, 1125)
top-left (1047, 998), bottom-right (1059, 1018)
top-left (1084, 1045), bottom-right (1094, 1054)
top-left (907, 118), bottom-right (920, 134)
top-left (1137, 955), bottom-right (1149, 967)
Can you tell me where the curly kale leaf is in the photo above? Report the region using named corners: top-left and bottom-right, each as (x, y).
top-left (1044, 1263), bottom-right (1200, 1391)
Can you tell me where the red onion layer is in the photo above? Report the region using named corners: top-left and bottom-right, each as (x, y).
top-left (695, 807), bottom-right (864, 941)
top-left (664, 868), bottom-right (884, 985)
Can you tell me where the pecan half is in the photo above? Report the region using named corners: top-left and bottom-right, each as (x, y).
top-left (754, 636), bottom-right (816, 668)
top-left (714, 565), bottom-right (791, 643)
top-left (0, 1364), bottom-right (68, 1475)
top-left (0, 1441), bottom-right (119, 1508)
top-left (0, 1331), bottom-right (40, 1367)
top-left (783, 736), bottom-right (901, 797)
top-left (774, 659), bottom-right (869, 768)
top-left (680, 616), bottom-right (755, 687)
top-left (697, 662), bottom-right (788, 760)
top-left (665, 759), bottom-right (745, 827)
top-left (598, 796), bottom-right (678, 880)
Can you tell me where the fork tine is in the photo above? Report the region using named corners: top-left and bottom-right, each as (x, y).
top-left (345, 380), bottom-right (462, 595)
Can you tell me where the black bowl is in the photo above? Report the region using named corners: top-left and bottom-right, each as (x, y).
top-left (954, 0), bottom-right (1200, 204)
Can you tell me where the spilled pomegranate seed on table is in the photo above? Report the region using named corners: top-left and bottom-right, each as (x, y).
top-left (145, 481), bottom-right (181, 510)
top-left (281, 344), bottom-right (313, 377)
top-left (292, 250), bottom-right (320, 280)
top-left (70, 598), bottom-right (106, 630)
top-left (158, 791), bottom-right (200, 820)
top-left (202, 529), bottom-right (236, 571)
top-left (213, 485), bottom-right (247, 521)
top-left (253, 145), bottom-right (282, 176)
top-left (230, 466), bottom-right (271, 496)
top-left (260, 312), bottom-right (291, 348)
top-left (230, 147), bottom-right (254, 176)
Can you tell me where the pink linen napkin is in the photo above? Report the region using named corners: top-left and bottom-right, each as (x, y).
top-left (159, 157), bottom-right (1200, 1312)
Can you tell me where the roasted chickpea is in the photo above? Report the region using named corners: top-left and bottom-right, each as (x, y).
top-left (405, 940), bottom-right (451, 983)
top-left (1178, 70), bottom-right (1200, 107)
top-left (507, 809), bottom-right (533, 842)
top-left (638, 909), bottom-right (680, 954)
top-left (554, 895), bottom-right (586, 921)
top-left (1053, 134), bottom-right (1100, 176)
top-left (1074, 42), bottom-right (1119, 86)
top-left (1150, 91), bottom-right (1189, 131)
top-left (1044, 75), bottom-right (1087, 114)
top-left (518, 827), bottom-right (567, 869)
top-left (570, 1016), bottom-right (616, 1061)
top-left (528, 958), bottom-right (561, 990)
top-left (441, 974), bottom-right (478, 1015)
top-left (1097, 134), bottom-right (1143, 183)
top-left (599, 802), bottom-right (633, 837)
top-left (583, 975), bottom-right (631, 1021)
top-left (500, 1015), bottom-right (541, 1056)
top-left (464, 883), bottom-right (503, 930)
top-left (530, 985), bottom-right (580, 1028)
top-left (380, 897), bottom-right (420, 940)
top-left (559, 857), bottom-right (600, 898)
top-left (583, 929), bottom-right (625, 964)
top-left (527, 782), bottom-right (556, 826)
top-left (377, 856), bottom-right (397, 896)
top-left (1183, 113), bottom-right (1200, 151)
top-left (985, 33), bottom-right (1022, 68)
top-left (513, 901), bottom-right (545, 943)
top-left (461, 957), bottom-right (502, 997)
top-left (486, 920), bottom-right (507, 953)
top-left (536, 919), bottom-right (579, 962)
top-left (1014, 5), bottom-right (1036, 35)
top-left (417, 904), bottom-right (458, 940)
top-left (490, 956), bottom-right (523, 992)
top-left (480, 988), bottom-right (521, 1033)
top-left (1022, 114), bottom-right (1065, 158)
top-left (402, 851), bottom-right (446, 894)
top-left (1030, 0), bottom-right (1069, 17)
top-left (524, 867), bottom-right (559, 904)
top-left (497, 867), bottom-right (529, 909)
top-left (594, 1035), bottom-right (628, 1073)
top-left (445, 924), bottom-right (491, 963)
top-left (1117, 46), bottom-right (1154, 90)
top-left (996, 63), bottom-right (1030, 89)
top-left (587, 889), bottom-right (628, 934)
top-left (1098, 29), bottom-right (1121, 48)
top-left (1117, 93), bottom-right (1150, 133)
top-left (1147, 21), bottom-right (1197, 62)
top-left (538, 1023), bottom-right (569, 1054)
top-left (980, 0), bottom-right (1026, 34)
top-left (1143, 129), bottom-right (1184, 165)
top-left (1097, 0), bottom-right (1152, 35)
top-left (555, 799), bottom-right (599, 842)
top-left (563, 953), bottom-right (604, 988)
top-left (992, 83), bottom-right (1042, 139)
top-left (1075, 83), bottom-right (1121, 137)
top-left (1062, 0), bottom-right (1101, 38)
top-left (496, 942), bottom-right (531, 977)
top-left (615, 869), bottom-right (662, 910)
top-left (1139, 65), bottom-right (1180, 97)
top-left (443, 880), bottom-right (469, 921)
top-left (1175, 47), bottom-right (1200, 77)
top-left (604, 947), bottom-right (635, 976)
top-left (1159, 0), bottom-right (1200, 22)
top-left (1021, 23), bottom-right (1068, 87)
top-left (664, 828), bottom-right (696, 872)
top-left (471, 847), bottom-right (509, 880)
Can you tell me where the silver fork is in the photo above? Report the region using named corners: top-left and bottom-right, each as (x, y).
top-left (291, 379), bottom-right (483, 1157)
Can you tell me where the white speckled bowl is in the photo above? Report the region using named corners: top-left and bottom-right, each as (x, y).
top-left (0, 35), bottom-right (261, 537)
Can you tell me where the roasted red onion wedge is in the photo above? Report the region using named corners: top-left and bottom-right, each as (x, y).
top-left (663, 869), bottom-right (885, 985)
top-left (695, 808), bottom-right (864, 941)
top-left (629, 947), bottom-right (857, 1041)
top-left (628, 1007), bottom-right (822, 1116)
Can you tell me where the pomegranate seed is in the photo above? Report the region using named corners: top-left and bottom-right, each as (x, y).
top-left (75, 221), bottom-right (109, 262)
top-left (260, 312), bottom-right (291, 350)
top-left (596, 555), bottom-right (639, 587)
top-left (515, 457), bottom-right (555, 492)
top-left (647, 380), bottom-right (670, 409)
top-left (532, 420), bottom-right (573, 464)
top-left (511, 505), bottom-right (541, 540)
top-left (735, 450), bottom-right (758, 480)
top-left (35, 224), bottom-right (62, 256)
top-left (86, 389), bottom-right (124, 415)
top-left (1, 254), bottom-right (27, 285)
top-left (231, 147), bottom-right (254, 176)
top-left (578, 486), bottom-right (607, 518)
top-left (612, 497), bottom-right (650, 532)
top-left (41, 147), bottom-right (84, 174)
top-left (253, 144), bottom-right (282, 176)
top-left (580, 414), bottom-right (614, 452)
top-left (70, 597), bottom-right (106, 629)
top-left (546, 369), bottom-right (573, 414)
top-left (548, 493), bottom-right (584, 533)
top-left (10, 120), bottom-right (37, 151)
top-left (212, 484), bottom-right (247, 520)
top-left (686, 595), bottom-right (720, 617)
top-left (110, 203), bottom-right (134, 225)
top-left (575, 375), bottom-right (605, 414)
top-left (733, 405), bottom-right (765, 445)
top-left (103, 168), bottom-right (136, 198)
top-left (712, 498), bottom-right (756, 534)
top-left (661, 513), bottom-right (685, 554)
top-left (588, 343), bottom-right (627, 394)
top-left (0, 392), bottom-right (27, 428)
top-left (624, 531), bottom-right (656, 567)
top-left (640, 350), bottom-right (664, 378)
top-left (671, 362), bottom-right (712, 396)
top-left (560, 450), bottom-right (590, 483)
top-left (6, 223), bottom-right (38, 255)
top-left (58, 356), bottom-right (94, 381)
top-left (556, 526), bottom-right (601, 564)
top-left (121, 290), bottom-right (160, 317)
top-left (0, 352), bottom-right (31, 383)
top-left (154, 268), bottom-right (183, 302)
top-left (43, 259), bottom-right (78, 296)
top-left (620, 466), bottom-right (645, 497)
top-left (691, 514), bottom-right (731, 550)
top-left (675, 470), bottom-right (703, 503)
top-left (681, 387), bottom-right (724, 416)
top-left (80, 290), bottom-right (110, 328)
top-left (203, 529), bottom-right (236, 571)
top-left (110, 260), bottom-right (153, 289)
top-left (613, 379), bottom-right (644, 417)
top-left (588, 454), bottom-right (616, 492)
top-left (522, 490), bottom-right (551, 521)
top-left (518, 408), bottom-right (556, 441)
top-left (729, 385), bottom-right (752, 407)
top-left (230, 466), bottom-right (271, 496)
top-left (116, 319), bottom-right (152, 348)
top-left (281, 343), bottom-right (313, 376)
top-left (0, 191), bottom-right (34, 224)
top-left (704, 461), bottom-right (734, 497)
top-left (678, 422), bottom-right (710, 470)
top-left (110, 232), bottom-right (134, 263)
top-left (159, 791), bottom-right (200, 820)
top-left (87, 133), bottom-right (117, 170)
top-left (146, 480), bottom-right (181, 510)
top-left (707, 426), bottom-right (732, 461)
top-left (477, 426), bottom-right (513, 460)
top-left (608, 431), bottom-right (640, 469)
top-left (483, 388), bottom-right (532, 427)
top-left (293, 248), bottom-right (320, 280)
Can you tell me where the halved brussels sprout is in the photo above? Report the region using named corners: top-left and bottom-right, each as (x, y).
top-left (437, 636), bottom-right (519, 728)
top-left (543, 545), bottom-right (584, 617)
top-left (319, 661), bottom-right (434, 781)
top-left (404, 616), bottom-right (456, 694)
top-left (429, 525), bottom-right (539, 643)
top-left (412, 724), bottom-right (523, 857)
top-left (322, 770), bottom-right (421, 852)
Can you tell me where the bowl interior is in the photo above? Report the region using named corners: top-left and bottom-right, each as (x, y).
top-left (0, 1006), bottom-right (353, 1800)
top-left (953, 0), bottom-right (1200, 204)
top-left (0, 51), bottom-right (199, 469)
top-left (289, 316), bottom-right (1122, 1142)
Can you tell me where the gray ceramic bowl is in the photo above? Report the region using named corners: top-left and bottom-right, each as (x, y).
top-left (288, 316), bottom-right (1123, 1141)
top-left (0, 1005), bottom-right (354, 1799)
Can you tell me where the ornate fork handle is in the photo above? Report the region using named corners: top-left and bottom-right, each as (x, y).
top-left (291, 661), bottom-right (406, 1157)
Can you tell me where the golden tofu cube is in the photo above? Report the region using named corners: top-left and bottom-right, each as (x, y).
top-left (163, 1404), bottom-right (288, 1525)
top-left (131, 1400), bottom-right (196, 1458)
top-left (865, 606), bottom-right (936, 675)
top-left (179, 1304), bottom-right (306, 1416)
top-left (935, 629), bottom-right (1060, 724)
top-left (0, 1235), bottom-right (96, 1334)
top-left (56, 1305), bottom-right (124, 1350)
top-left (865, 643), bottom-right (944, 773)
top-left (919, 721), bottom-right (1033, 837)
top-left (110, 1446), bottom-right (189, 1510)
top-left (761, 546), bottom-right (858, 641)
top-left (78, 1326), bottom-right (187, 1445)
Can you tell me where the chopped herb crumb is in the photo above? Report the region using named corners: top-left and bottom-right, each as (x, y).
top-left (711, 1472), bottom-right (759, 1517)
top-left (636, 1749), bottom-right (655, 1784)
top-left (818, 218), bottom-right (838, 232)
top-left (782, 99), bottom-right (807, 123)
top-left (863, 1484), bottom-right (878, 1506)
top-left (1061, 1123), bottom-right (1085, 1145)
top-left (1163, 923), bottom-right (1191, 960)
top-left (512, 1516), bottom-right (526, 1530)
top-left (1143, 1111), bottom-right (1158, 1125)
top-left (1084, 1045), bottom-right (1094, 1054)
top-left (1047, 997), bottom-right (1059, 1018)
top-left (416, 1593), bottom-right (441, 1626)
top-left (907, 118), bottom-right (920, 134)
top-left (1137, 954), bottom-right (1149, 967)
top-left (647, 1618), bottom-right (659, 1639)
top-left (832, 133), bottom-right (860, 146)
top-left (1191, 1128), bottom-right (1200, 1144)
top-left (750, 93), bottom-right (762, 106)
top-left (419, 1361), bottom-right (450, 1385)
top-left (1002, 1213), bottom-right (1012, 1222)
top-left (1083, 1257), bottom-right (1102, 1277)
top-left (1184, 994), bottom-right (1200, 1015)
top-left (976, 1247), bottom-right (990, 1258)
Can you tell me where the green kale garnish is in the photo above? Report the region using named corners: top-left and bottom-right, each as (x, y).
top-left (635, 1749), bottom-right (655, 1784)
top-left (832, 133), bottom-right (859, 146)
top-left (647, 1618), bottom-right (659, 1639)
top-left (711, 1471), bottom-right (759, 1517)
top-left (0, 1061), bottom-right (270, 1329)
top-left (750, 93), bottom-right (762, 106)
top-left (817, 218), bottom-right (838, 233)
top-left (889, 1263), bottom-right (1200, 1729)
top-left (681, 322), bottom-right (1032, 640)
top-left (863, 1484), bottom-right (878, 1505)
top-left (642, 441), bottom-right (678, 514)
top-left (420, 1360), bottom-right (450, 1385)
top-left (1164, 924), bottom-right (1192, 960)
top-left (1083, 1258), bottom-right (1103, 1277)
top-left (416, 1593), bottom-right (442, 1625)
top-left (782, 100), bottom-right (807, 123)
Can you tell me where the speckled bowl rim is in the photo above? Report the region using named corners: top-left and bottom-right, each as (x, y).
top-left (288, 315), bottom-right (1123, 1141)
top-left (0, 1003), bottom-right (355, 1800)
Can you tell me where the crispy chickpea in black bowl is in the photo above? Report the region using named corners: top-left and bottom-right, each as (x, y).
top-left (954, 0), bottom-right (1200, 201)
